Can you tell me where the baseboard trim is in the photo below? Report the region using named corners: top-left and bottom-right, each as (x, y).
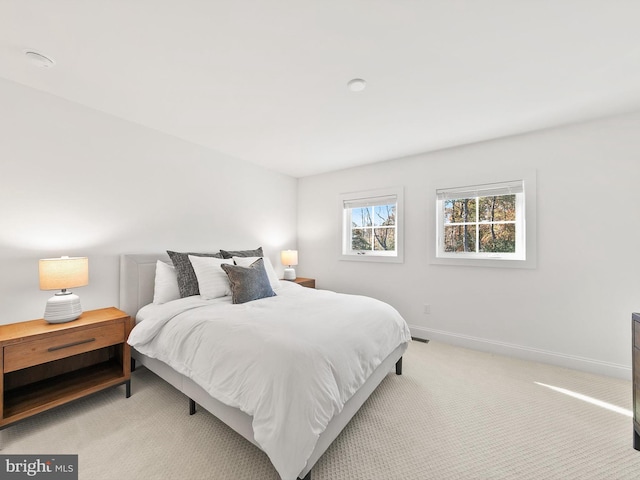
top-left (409, 325), bottom-right (631, 380)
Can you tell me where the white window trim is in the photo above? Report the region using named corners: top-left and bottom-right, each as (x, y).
top-left (429, 169), bottom-right (537, 269)
top-left (340, 186), bottom-right (404, 263)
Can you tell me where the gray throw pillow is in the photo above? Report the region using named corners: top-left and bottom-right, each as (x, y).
top-left (221, 258), bottom-right (276, 304)
top-left (219, 246), bottom-right (263, 259)
top-left (167, 250), bottom-right (223, 298)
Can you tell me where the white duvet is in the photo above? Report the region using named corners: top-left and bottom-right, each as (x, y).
top-left (127, 282), bottom-right (411, 480)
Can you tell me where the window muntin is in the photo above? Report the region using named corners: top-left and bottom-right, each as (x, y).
top-left (437, 180), bottom-right (525, 260)
top-left (341, 187), bottom-right (403, 263)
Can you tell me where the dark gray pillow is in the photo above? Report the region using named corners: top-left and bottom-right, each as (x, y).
top-left (219, 246), bottom-right (263, 259)
top-left (220, 258), bottom-right (276, 304)
top-left (166, 250), bottom-right (223, 298)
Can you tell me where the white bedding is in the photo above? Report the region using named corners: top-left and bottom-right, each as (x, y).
top-left (127, 282), bottom-right (411, 480)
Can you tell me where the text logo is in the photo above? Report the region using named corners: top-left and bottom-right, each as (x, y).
top-left (0, 455), bottom-right (77, 480)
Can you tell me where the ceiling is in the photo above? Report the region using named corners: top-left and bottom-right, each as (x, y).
top-left (2, 1), bottom-right (640, 178)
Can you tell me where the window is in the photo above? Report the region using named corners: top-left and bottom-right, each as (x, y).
top-left (340, 187), bottom-right (404, 263)
top-left (433, 176), bottom-right (538, 268)
top-left (437, 180), bottom-right (524, 260)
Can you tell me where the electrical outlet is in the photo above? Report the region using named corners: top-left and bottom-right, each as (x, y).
top-left (423, 304), bottom-right (431, 314)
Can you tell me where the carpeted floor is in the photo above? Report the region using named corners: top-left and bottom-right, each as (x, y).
top-left (2, 340), bottom-right (639, 479)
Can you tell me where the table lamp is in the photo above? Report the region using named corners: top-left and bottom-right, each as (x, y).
top-left (280, 250), bottom-right (298, 280)
top-left (39, 256), bottom-right (89, 323)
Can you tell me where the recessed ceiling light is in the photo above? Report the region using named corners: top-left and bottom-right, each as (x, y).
top-left (347, 78), bottom-right (366, 92)
top-left (24, 50), bottom-right (55, 68)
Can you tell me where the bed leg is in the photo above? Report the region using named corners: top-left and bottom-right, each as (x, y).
top-left (297, 471), bottom-right (311, 480)
top-left (189, 399), bottom-right (197, 415)
top-left (131, 358), bottom-right (136, 372)
top-left (395, 356), bottom-right (403, 375)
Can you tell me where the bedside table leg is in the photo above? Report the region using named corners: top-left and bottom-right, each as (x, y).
top-left (125, 380), bottom-right (131, 398)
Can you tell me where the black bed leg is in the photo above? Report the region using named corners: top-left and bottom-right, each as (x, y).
top-left (189, 399), bottom-right (196, 415)
top-left (297, 471), bottom-right (311, 480)
top-left (131, 358), bottom-right (136, 372)
top-left (395, 356), bottom-right (403, 375)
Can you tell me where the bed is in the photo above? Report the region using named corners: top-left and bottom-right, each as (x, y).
top-left (119, 253), bottom-right (410, 480)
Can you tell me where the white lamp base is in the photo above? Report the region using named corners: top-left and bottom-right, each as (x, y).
top-left (283, 268), bottom-right (296, 280)
top-left (44, 292), bottom-right (83, 323)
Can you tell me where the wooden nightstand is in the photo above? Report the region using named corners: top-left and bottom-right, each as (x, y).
top-left (286, 277), bottom-right (316, 289)
top-left (0, 307), bottom-right (133, 428)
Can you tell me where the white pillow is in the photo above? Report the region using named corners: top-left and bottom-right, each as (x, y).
top-left (153, 260), bottom-right (180, 304)
top-left (232, 256), bottom-right (281, 290)
top-left (188, 255), bottom-right (234, 299)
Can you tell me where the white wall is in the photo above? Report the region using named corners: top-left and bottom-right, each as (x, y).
top-left (0, 79), bottom-right (297, 324)
top-left (298, 111), bottom-right (640, 379)
top-left (3, 76), bottom-right (638, 379)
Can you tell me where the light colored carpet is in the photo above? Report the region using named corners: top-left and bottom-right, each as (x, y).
top-left (2, 340), bottom-right (639, 479)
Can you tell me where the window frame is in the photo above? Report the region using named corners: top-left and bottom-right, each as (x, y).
top-left (340, 187), bottom-right (404, 263)
top-left (436, 180), bottom-right (525, 260)
top-left (430, 170), bottom-right (537, 269)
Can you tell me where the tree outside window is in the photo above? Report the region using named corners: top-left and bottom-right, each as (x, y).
top-left (436, 180), bottom-right (525, 261)
top-left (443, 194), bottom-right (516, 253)
top-left (351, 204), bottom-right (396, 252)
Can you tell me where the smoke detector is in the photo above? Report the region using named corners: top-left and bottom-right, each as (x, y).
top-left (24, 50), bottom-right (55, 68)
top-left (347, 78), bottom-right (367, 92)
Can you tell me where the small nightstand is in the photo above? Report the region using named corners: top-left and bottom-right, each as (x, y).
top-left (285, 277), bottom-right (316, 289)
top-left (0, 307), bottom-right (133, 428)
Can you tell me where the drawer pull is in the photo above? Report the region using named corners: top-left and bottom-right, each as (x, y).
top-left (48, 338), bottom-right (96, 352)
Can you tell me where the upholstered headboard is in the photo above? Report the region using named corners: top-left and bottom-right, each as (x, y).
top-left (119, 254), bottom-right (169, 319)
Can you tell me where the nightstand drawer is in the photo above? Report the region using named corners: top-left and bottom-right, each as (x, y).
top-left (4, 322), bottom-right (124, 373)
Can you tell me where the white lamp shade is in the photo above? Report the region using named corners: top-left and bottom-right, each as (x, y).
top-left (39, 256), bottom-right (89, 291)
top-left (280, 250), bottom-right (298, 267)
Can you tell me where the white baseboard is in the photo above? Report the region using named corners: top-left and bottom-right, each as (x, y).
top-left (410, 325), bottom-right (631, 380)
